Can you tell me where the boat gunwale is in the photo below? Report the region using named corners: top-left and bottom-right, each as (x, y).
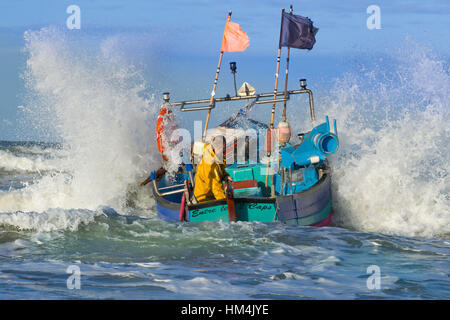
top-left (151, 170), bottom-right (331, 211)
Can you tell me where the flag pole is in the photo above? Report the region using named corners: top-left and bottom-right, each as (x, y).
top-left (269, 8), bottom-right (285, 131)
top-left (265, 7), bottom-right (285, 190)
top-left (282, 5), bottom-right (293, 122)
top-left (203, 11), bottom-right (232, 141)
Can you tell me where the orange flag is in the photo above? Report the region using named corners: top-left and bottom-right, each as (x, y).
top-left (221, 16), bottom-right (250, 52)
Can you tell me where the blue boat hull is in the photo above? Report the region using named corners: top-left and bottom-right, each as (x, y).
top-left (152, 172), bottom-right (333, 226)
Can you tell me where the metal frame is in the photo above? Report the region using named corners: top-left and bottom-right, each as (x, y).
top-left (164, 88), bottom-right (316, 122)
top-left (152, 180), bottom-right (187, 197)
top-left (155, 85), bottom-right (316, 197)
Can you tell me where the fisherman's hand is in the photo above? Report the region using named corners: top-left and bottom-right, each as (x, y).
top-left (140, 177), bottom-right (152, 186)
top-left (226, 176), bottom-right (233, 182)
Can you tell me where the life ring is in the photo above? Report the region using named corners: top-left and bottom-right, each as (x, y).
top-left (156, 107), bottom-right (169, 161)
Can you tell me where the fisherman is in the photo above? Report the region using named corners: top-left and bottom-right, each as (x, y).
top-left (140, 104), bottom-right (181, 186)
top-left (193, 136), bottom-right (232, 202)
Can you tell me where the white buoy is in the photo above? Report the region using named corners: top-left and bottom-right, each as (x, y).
top-left (277, 120), bottom-right (292, 144)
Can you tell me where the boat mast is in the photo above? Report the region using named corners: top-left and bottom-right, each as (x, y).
top-left (265, 8), bottom-right (286, 191)
top-left (282, 5), bottom-right (293, 122)
top-left (269, 7), bottom-right (285, 131)
top-left (203, 11), bottom-right (232, 141)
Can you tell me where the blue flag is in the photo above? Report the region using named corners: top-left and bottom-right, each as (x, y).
top-left (280, 12), bottom-right (318, 50)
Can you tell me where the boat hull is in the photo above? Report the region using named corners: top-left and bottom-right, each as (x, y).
top-left (152, 173), bottom-right (333, 226)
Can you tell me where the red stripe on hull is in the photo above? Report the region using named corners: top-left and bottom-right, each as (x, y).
top-left (311, 211), bottom-right (333, 227)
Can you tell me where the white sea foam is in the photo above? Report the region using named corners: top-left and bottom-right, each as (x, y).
top-left (0, 208), bottom-right (102, 232)
top-left (0, 150), bottom-right (57, 173)
top-left (291, 41), bottom-right (449, 238)
top-left (4, 144), bottom-right (55, 156)
top-left (0, 26), bottom-right (160, 214)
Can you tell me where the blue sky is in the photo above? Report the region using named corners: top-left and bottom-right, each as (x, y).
top-left (2, 0), bottom-right (449, 55)
top-left (0, 0), bottom-right (449, 140)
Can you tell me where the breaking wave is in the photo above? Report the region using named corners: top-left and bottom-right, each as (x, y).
top-left (0, 149), bottom-right (57, 173)
top-left (0, 26), bottom-right (159, 213)
top-left (0, 208), bottom-right (102, 232)
top-left (308, 41), bottom-right (449, 238)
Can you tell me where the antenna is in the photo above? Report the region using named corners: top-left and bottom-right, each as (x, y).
top-left (230, 62), bottom-right (238, 96)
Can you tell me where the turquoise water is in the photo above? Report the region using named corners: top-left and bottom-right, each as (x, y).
top-left (0, 141), bottom-right (449, 299)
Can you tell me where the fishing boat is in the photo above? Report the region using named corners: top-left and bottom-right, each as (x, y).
top-left (149, 7), bottom-right (339, 226)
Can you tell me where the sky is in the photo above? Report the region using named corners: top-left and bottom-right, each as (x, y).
top-left (0, 0), bottom-right (449, 140)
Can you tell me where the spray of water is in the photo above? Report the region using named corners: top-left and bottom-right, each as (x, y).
top-left (0, 26), bottom-right (161, 213)
top-left (309, 42), bottom-right (449, 238)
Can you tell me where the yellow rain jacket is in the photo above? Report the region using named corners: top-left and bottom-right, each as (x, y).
top-left (193, 144), bottom-right (229, 202)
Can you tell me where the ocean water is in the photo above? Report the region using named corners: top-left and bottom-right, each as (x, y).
top-left (0, 27), bottom-right (449, 299)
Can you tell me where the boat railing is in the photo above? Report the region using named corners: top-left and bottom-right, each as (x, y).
top-left (162, 82), bottom-right (316, 122)
top-left (152, 180), bottom-right (187, 197)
